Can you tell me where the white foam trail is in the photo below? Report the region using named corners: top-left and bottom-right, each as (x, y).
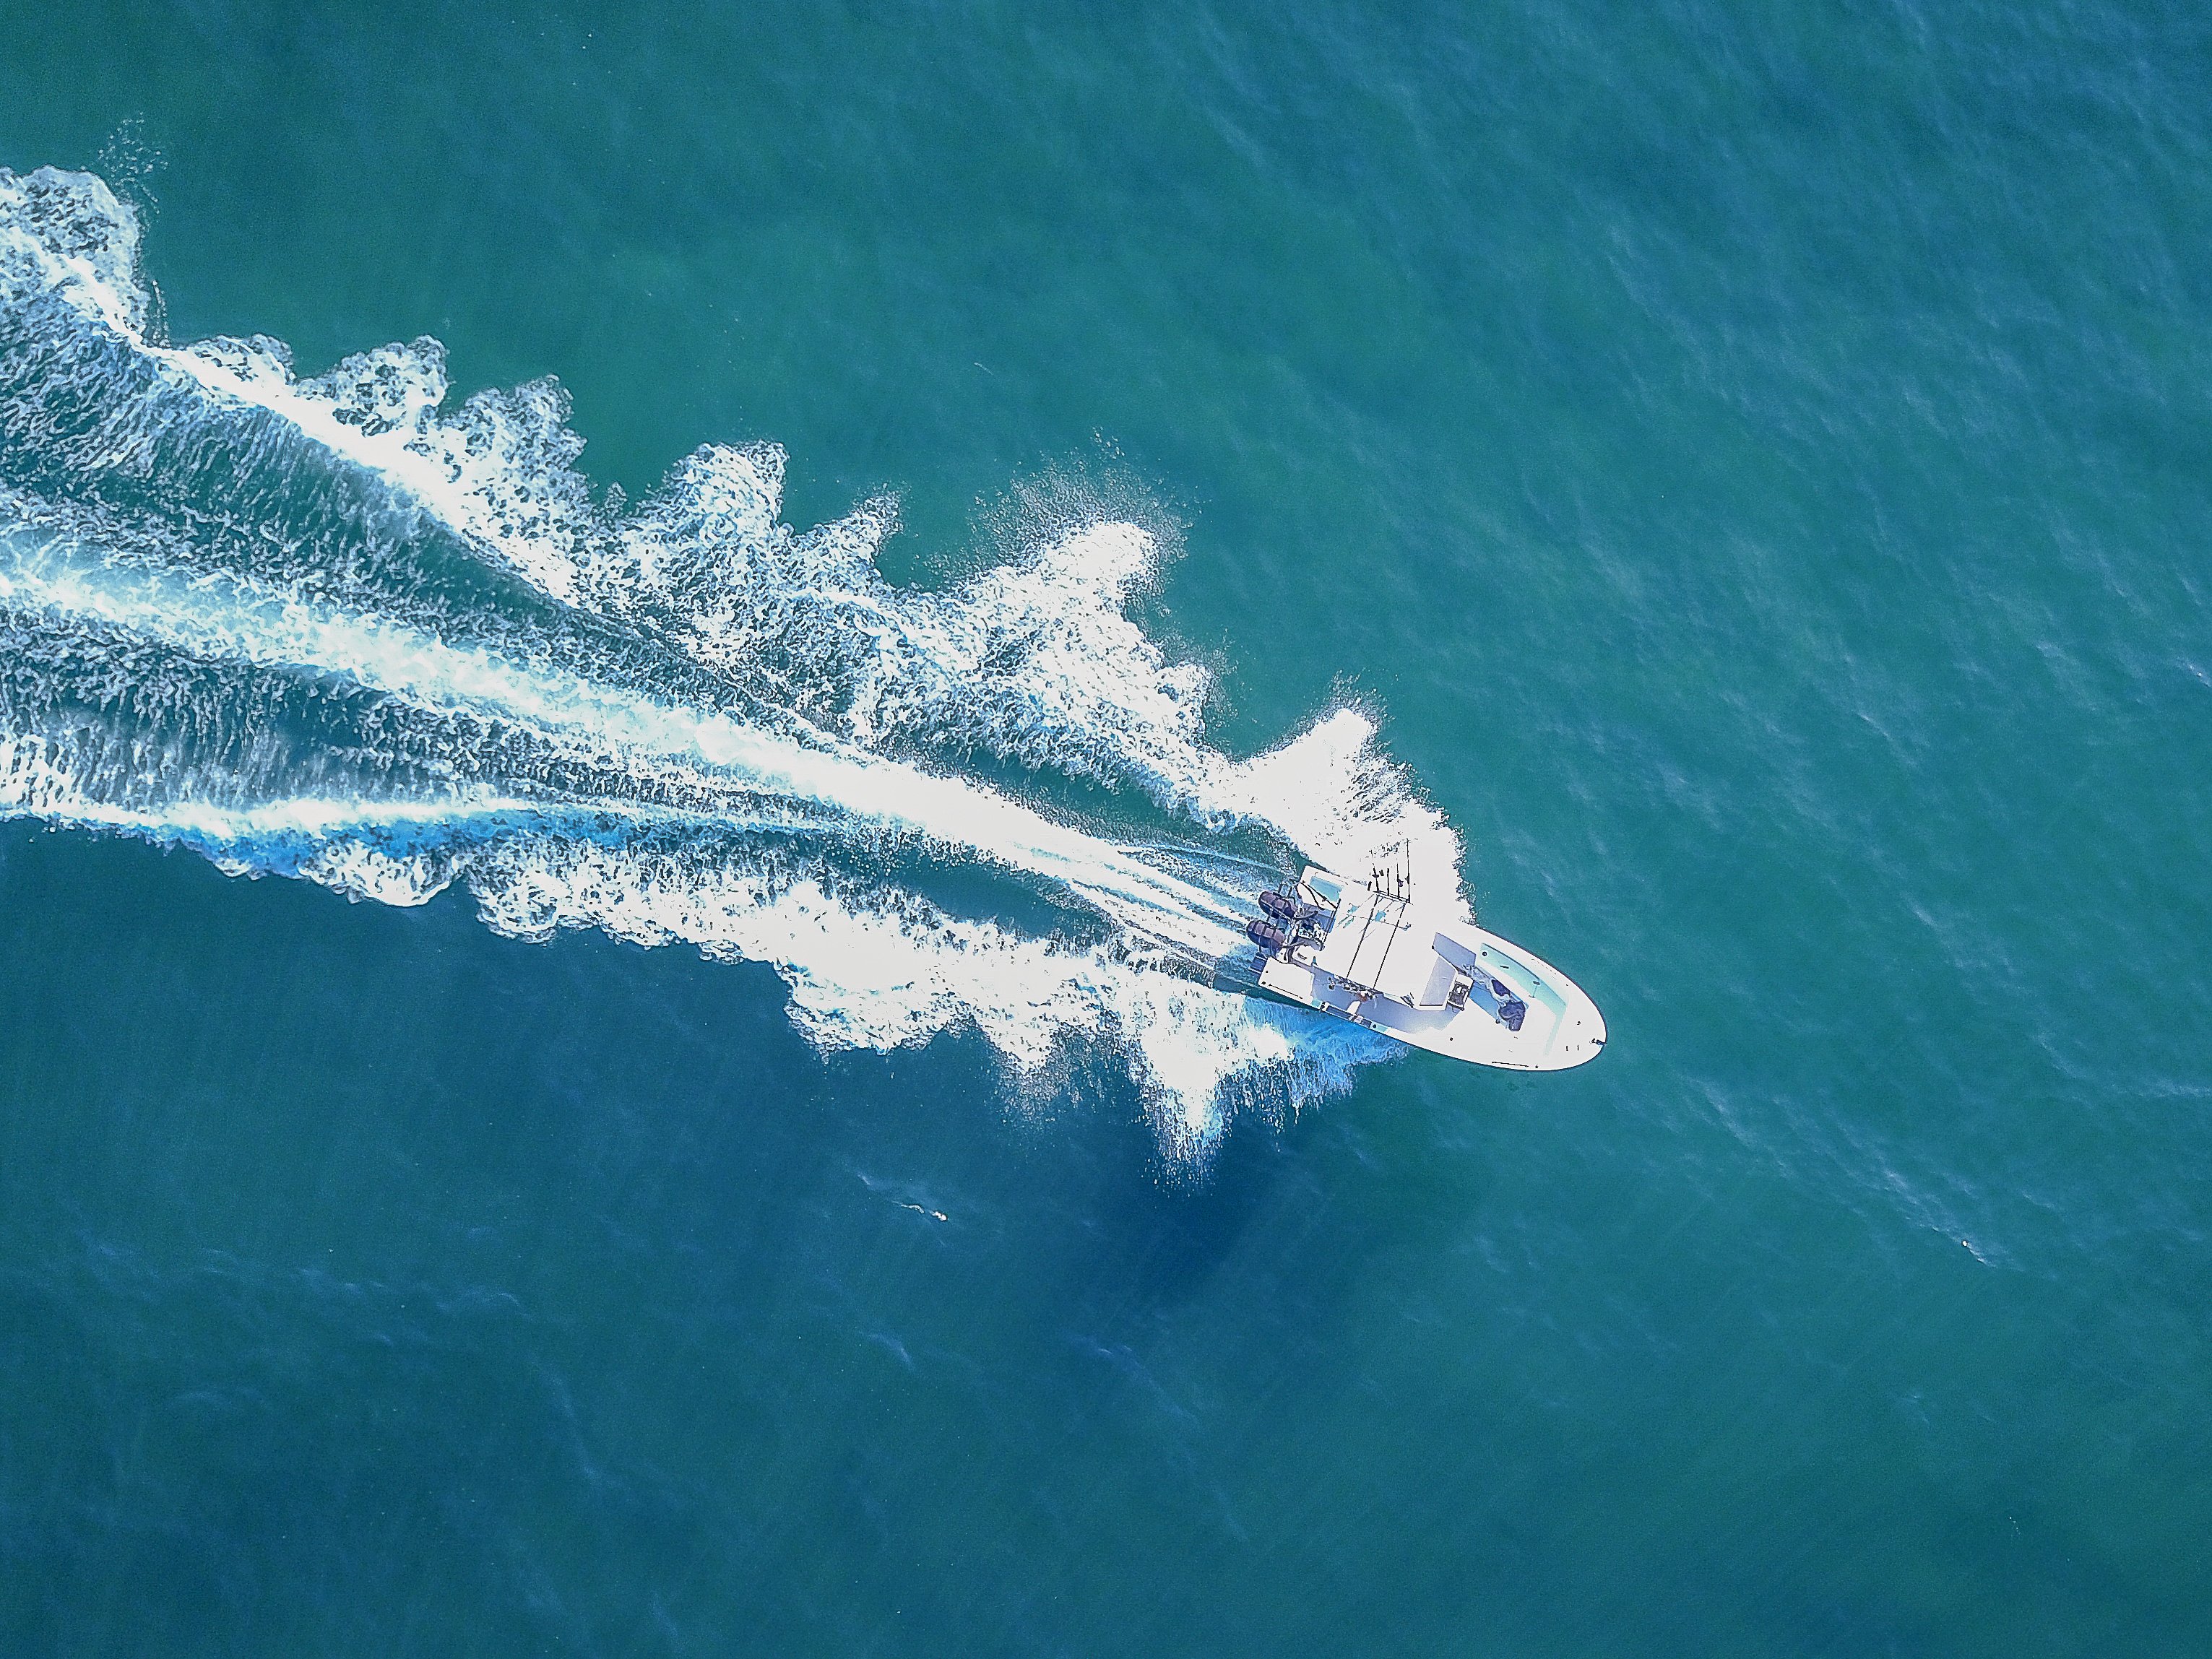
top-left (1, 168), bottom-right (1464, 902)
top-left (0, 741), bottom-right (1391, 1156)
top-left (0, 165), bottom-right (1463, 1156)
top-left (0, 531), bottom-right (1248, 955)
top-left (2, 170), bottom-right (597, 602)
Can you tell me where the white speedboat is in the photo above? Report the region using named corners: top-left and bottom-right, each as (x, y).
top-left (1245, 862), bottom-right (1604, 1070)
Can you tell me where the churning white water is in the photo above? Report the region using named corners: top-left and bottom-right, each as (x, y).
top-left (0, 167), bottom-right (1475, 1156)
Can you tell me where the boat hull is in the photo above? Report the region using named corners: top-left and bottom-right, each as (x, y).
top-left (1257, 918), bottom-right (1605, 1071)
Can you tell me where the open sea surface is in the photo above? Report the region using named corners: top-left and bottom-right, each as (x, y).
top-left (1, 3), bottom-right (2208, 1654)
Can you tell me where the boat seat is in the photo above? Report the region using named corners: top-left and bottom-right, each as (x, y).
top-left (1415, 953), bottom-right (1462, 1010)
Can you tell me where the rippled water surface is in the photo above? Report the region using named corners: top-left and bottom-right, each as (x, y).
top-left (1, 3), bottom-right (2208, 1654)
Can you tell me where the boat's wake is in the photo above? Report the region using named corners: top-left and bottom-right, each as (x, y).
top-left (0, 166), bottom-right (1468, 1158)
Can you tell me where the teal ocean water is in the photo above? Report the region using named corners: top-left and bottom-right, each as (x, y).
top-left (3, 3), bottom-right (2208, 1652)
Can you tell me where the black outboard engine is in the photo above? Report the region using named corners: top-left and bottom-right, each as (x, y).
top-left (1246, 918), bottom-right (1289, 954)
top-left (1258, 889), bottom-right (1322, 927)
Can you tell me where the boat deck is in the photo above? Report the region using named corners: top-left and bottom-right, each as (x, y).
top-left (1253, 867), bottom-right (1604, 1071)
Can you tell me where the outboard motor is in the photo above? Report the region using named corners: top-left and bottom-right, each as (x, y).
top-left (1246, 918), bottom-right (1289, 954)
top-left (1259, 890), bottom-right (1324, 928)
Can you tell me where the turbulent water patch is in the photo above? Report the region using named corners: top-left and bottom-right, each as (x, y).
top-left (0, 165), bottom-right (1469, 1157)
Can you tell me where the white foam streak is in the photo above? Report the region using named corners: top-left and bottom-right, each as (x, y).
top-left (4, 168), bottom-right (1463, 906)
top-left (0, 164), bottom-right (1463, 1155)
top-left (0, 534), bottom-right (1246, 954)
top-left (0, 740), bottom-right (1391, 1155)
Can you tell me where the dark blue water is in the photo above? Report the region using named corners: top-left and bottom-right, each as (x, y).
top-left (2, 3), bottom-right (2209, 1653)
